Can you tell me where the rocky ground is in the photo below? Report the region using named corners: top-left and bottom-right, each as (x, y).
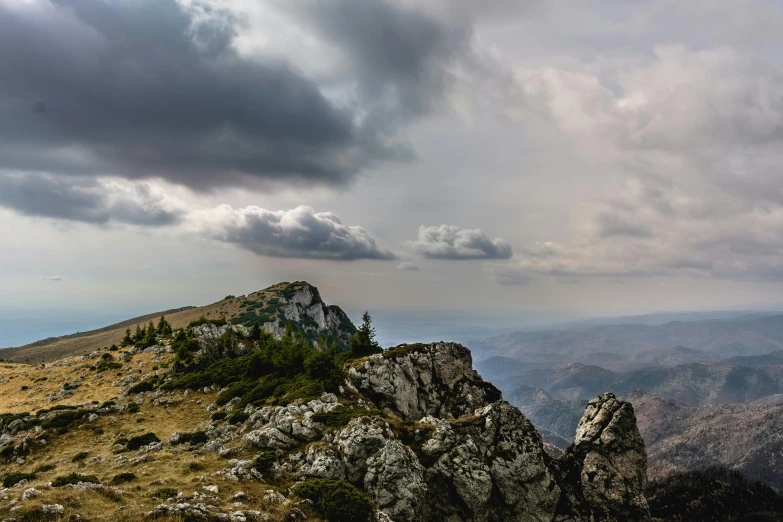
top-left (0, 331), bottom-right (652, 521)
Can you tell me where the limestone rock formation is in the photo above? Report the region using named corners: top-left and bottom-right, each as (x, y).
top-left (347, 342), bottom-right (502, 419)
top-left (240, 341), bottom-right (651, 522)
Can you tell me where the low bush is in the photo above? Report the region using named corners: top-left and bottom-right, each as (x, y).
top-left (126, 432), bottom-right (160, 451)
top-left (293, 479), bottom-right (373, 522)
top-left (33, 464), bottom-right (55, 473)
top-left (71, 451), bottom-right (89, 462)
top-left (3, 472), bottom-right (36, 487)
top-left (110, 472), bottom-right (137, 485)
top-left (52, 472), bottom-right (99, 487)
top-left (253, 450), bottom-right (277, 473)
top-left (227, 411), bottom-right (250, 425)
top-left (211, 412), bottom-right (227, 421)
top-left (151, 487), bottom-right (178, 499)
top-left (40, 409), bottom-right (84, 430)
top-left (312, 407), bottom-right (369, 428)
top-left (128, 377), bottom-right (159, 394)
top-left (126, 403), bottom-right (140, 414)
top-left (173, 431), bottom-right (208, 446)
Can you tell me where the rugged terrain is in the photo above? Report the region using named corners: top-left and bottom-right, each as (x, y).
top-left (1, 282), bottom-right (355, 364)
top-left (0, 282), bottom-right (651, 522)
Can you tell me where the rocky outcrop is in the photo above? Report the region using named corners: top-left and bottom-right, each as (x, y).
top-left (257, 282), bottom-right (355, 346)
top-left (244, 343), bottom-right (651, 522)
top-left (347, 343), bottom-right (502, 419)
top-left (554, 393), bottom-right (649, 522)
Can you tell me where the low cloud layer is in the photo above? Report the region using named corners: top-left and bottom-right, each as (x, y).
top-left (0, 173), bottom-right (185, 226)
top-left (411, 225), bottom-right (513, 260)
top-left (192, 205), bottom-right (396, 261)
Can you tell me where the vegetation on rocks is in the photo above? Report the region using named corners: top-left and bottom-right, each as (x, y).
top-left (293, 479), bottom-right (374, 522)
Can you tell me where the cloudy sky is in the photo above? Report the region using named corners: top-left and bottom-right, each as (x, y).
top-left (3, 0), bottom-right (783, 323)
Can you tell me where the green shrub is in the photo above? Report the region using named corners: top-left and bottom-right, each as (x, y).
top-left (187, 462), bottom-right (205, 472)
top-left (126, 432), bottom-right (160, 450)
top-left (253, 450), bottom-right (277, 473)
top-left (33, 464), bottom-right (55, 473)
top-left (293, 479), bottom-right (373, 522)
top-left (173, 431), bottom-right (208, 446)
top-left (126, 403), bottom-right (140, 414)
top-left (3, 472), bottom-right (36, 487)
top-left (312, 407), bottom-right (369, 428)
top-left (129, 377), bottom-right (158, 394)
top-left (52, 473), bottom-right (99, 487)
top-left (110, 472), bottom-right (137, 485)
top-left (227, 411), bottom-right (250, 425)
top-left (151, 487), bottom-right (179, 499)
top-left (40, 409), bottom-right (84, 430)
top-left (71, 451), bottom-right (89, 462)
top-left (211, 412), bottom-right (227, 421)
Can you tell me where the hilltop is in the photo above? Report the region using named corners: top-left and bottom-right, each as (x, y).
top-left (0, 282), bottom-right (355, 364)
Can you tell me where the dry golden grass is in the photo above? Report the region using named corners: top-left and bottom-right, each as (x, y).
top-left (0, 347), bottom-right (313, 521)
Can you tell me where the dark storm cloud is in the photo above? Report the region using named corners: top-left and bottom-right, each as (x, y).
top-left (410, 225), bottom-right (513, 260)
top-left (0, 173), bottom-right (184, 226)
top-left (288, 0), bottom-right (470, 126)
top-left (199, 205), bottom-right (396, 260)
top-left (0, 0), bottom-right (460, 189)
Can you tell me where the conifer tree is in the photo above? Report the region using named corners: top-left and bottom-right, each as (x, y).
top-left (121, 328), bottom-right (133, 347)
top-left (350, 311), bottom-right (382, 357)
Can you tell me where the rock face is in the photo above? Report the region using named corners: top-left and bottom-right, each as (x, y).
top-left (347, 343), bottom-right (503, 419)
top-left (554, 393), bottom-right (649, 522)
top-left (244, 342), bottom-right (650, 522)
top-left (257, 282), bottom-right (356, 346)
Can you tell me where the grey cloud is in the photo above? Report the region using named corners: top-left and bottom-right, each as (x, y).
top-left (0, 173), bottom-right (185, 226)
top-left (396, 261), bottom-right (420, 271)
top-left (596, 213), bottom-right (654, 238)
top-left (0, 0), bottom-right (464, 189)
top-left (288, 0), bottom-right (470, 126)
top-left (197, 205), bottom-right (396, 261)
top-left (41, 276), bottom-right (63, 282)
top-left (411, 225), bottom-right (513, 260)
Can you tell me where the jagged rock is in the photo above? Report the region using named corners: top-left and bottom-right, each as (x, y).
top-left (347, 343), bottom-right (502, 419)
top-left (554, 393), bottom-right (649, 522)
top-left (418, 402), bottom-right (560, 522)
top-left (294, 444), bottom-right (346, 481)
top-left (365, 440), bottom-right (426, 521)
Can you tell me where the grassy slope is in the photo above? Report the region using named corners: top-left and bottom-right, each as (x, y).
top-left (0, 348), bottom-right (307, 522)
top-left (0, 283), bottom-right (297, 364)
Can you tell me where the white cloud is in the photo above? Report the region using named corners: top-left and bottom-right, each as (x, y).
top-left (410, 225), bottom-right (512, 259)
top-left (190, 204), bottom-right (396, 261)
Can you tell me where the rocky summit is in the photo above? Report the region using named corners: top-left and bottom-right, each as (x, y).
top-left (0, 283), bottom-right (650, 522)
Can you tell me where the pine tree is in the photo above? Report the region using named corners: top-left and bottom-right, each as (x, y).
top-left (156, 316), bottom-right (172, 336)
top-left (350, 311), bottom-right (382, 357)
top-left (133, 324), bottom-right (143, 343)
top-left (121, 328), bottom-right (133, 347)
